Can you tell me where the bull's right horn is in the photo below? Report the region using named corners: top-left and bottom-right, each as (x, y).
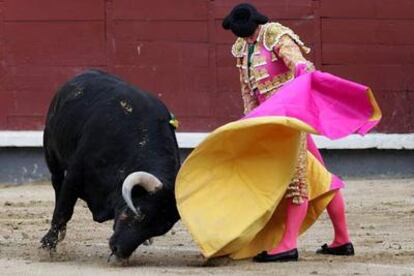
top-left (121, 172), bottom-right (163, 215)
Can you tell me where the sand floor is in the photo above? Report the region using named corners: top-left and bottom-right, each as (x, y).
top-left (0, 178), bottom-right (413, 275)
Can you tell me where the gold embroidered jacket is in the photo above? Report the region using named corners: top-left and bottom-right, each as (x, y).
top-left (231, 22), bottom-right (314, 204)
top-left (231, 22), bottom-right (314, 114)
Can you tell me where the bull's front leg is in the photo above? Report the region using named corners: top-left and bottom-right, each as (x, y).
top-left (41, 170), bottom-right (80, 251)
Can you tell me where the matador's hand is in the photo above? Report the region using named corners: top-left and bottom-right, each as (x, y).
top-left (294, 62), bottom-right (315, 77)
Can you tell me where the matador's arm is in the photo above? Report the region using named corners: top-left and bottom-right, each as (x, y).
top-left (274, 35), bottom-right (315, 76)
top-left (238, 60), bottom-right (259, 114)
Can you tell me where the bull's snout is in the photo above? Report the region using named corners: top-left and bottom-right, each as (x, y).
top-left (109, 233), bottom-right (141, 261)
top-left (109, 237), bottom-right (128, 260)
top-left (107, 243), bottom-right (130, 265)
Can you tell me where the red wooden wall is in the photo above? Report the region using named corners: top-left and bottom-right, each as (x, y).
top-left (0, 0), bottom-right (413, 133)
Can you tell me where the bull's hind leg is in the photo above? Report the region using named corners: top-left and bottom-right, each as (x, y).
top-left (41, 169), bottom-right (81, 251)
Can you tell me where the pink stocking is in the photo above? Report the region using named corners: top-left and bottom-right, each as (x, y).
top-left (327, 190), bottom-right (351, 247)
top-left (269, 198), bottom-right (308, 254)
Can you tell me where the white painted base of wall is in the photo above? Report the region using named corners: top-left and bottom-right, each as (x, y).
top-left (1, 131), bottom-right (414, 149)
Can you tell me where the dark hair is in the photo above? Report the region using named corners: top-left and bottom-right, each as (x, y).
top-left (222, 3), bottom-right (269, 37)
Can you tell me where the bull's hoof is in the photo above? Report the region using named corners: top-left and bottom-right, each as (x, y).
top-left (40, 225), bottom-right (67, 251)
top-left (40, 229), bottom-right (59, 250)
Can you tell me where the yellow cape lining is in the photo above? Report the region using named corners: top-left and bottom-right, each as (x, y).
top-left (176, 117), bottom-right (335, 259)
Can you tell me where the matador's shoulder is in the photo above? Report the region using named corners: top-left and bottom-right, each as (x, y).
top-left (231, 37), bottom-right (246, 58)
top-left (262, 22), bottom-right (310, 54)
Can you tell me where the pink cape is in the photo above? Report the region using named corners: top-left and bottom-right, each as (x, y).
top-left (245, 71), bottom-right (380, 139)
top-left (175, 71), bottom-right (381, 259)
top-left (246, 70), bottom-right (381, 190)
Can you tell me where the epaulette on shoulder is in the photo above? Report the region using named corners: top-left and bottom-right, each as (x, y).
top-left (262, 22), bottom-right (310, 54)
top-left (231, 37), bottom-right (246, 58)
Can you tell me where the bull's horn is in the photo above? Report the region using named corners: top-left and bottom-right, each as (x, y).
top-left (121, 172), bottom-right (163, 215)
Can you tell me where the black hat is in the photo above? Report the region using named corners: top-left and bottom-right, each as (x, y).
top-left (222, 3), bottom-right (269, 37)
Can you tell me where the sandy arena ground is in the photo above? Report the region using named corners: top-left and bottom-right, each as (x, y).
top-left (0, 178), bottom-right (413, 275)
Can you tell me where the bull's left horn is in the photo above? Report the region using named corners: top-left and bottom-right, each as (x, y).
top-left (122, 172), bottom-right (163, 215)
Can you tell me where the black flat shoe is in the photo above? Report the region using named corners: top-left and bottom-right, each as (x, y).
top-left (253, 248), bottom-right (298, 262)
top-left (316, 243), bottom-right (355, 256)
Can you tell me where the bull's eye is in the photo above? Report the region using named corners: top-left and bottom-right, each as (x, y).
top-left (134, 213), bottom-right (146, 222)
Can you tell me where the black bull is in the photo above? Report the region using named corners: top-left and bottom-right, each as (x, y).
top-left (41, 70), bottom-right (181, 259)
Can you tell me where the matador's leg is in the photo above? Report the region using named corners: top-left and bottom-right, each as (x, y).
top-left (270, 132), bottom-right (309, 254)
top-left (326, 190), bottom-right (351, 247)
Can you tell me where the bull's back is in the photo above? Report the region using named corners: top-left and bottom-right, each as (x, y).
top-left (45, 70), bottom-right (169, 166)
